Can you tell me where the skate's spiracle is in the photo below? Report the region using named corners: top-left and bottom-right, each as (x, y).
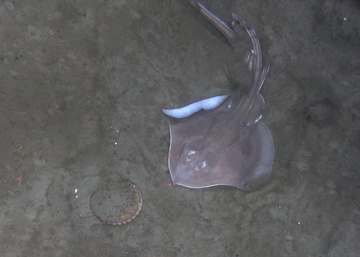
top-left (90, 179), bottom-right (142, 225)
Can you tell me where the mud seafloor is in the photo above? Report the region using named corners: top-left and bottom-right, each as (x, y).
top-left (0, 0), bottom-right (359, 256)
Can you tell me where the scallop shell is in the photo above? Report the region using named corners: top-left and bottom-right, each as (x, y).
top-left (90, 179), bottom-right (142, 225)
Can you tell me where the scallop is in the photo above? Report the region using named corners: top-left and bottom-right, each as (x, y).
top-left (90, 179), bottom-right (142, 225)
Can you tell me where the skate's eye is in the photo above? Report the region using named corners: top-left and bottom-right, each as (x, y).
top-left (185, 150), bottom-right (196, 162)
top-left (195, 161), bottom-right (206, 171)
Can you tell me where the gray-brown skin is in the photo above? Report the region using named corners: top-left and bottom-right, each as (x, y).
top-left (164, 1), bottom-right (274, 190)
